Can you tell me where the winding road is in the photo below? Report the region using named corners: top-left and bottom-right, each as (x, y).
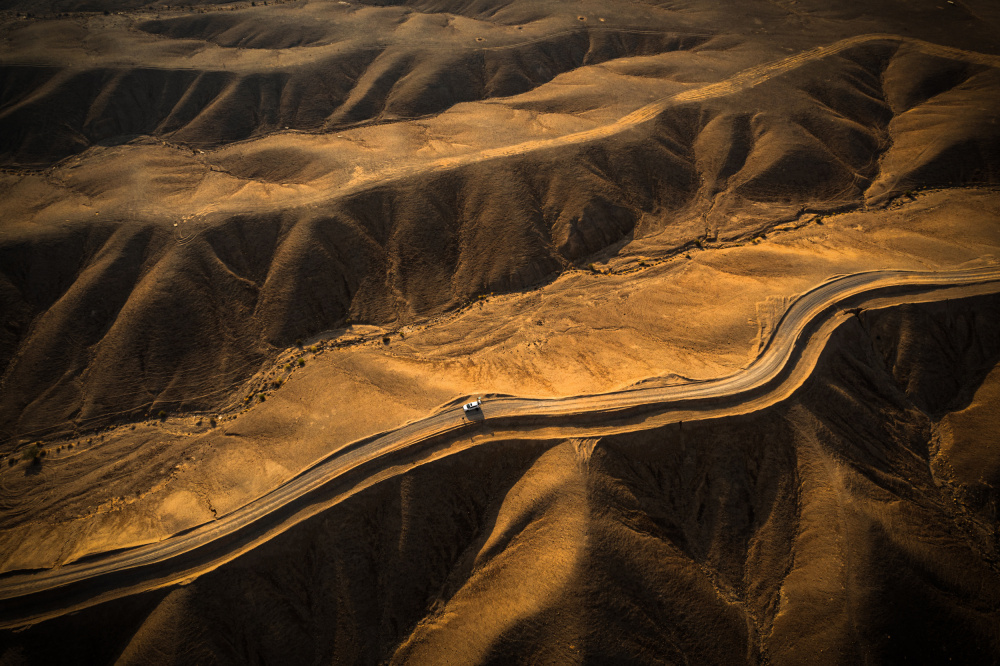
top-left (1, 265), bottom-right (999, 627)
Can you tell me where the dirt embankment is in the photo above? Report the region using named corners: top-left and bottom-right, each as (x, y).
top-left (3, 284), bottom-right (998, 665)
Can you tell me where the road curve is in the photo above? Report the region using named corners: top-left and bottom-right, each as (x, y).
top-left (1, 265), bottom-right (999, 627)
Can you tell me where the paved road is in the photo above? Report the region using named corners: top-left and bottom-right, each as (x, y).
top-left (1, 265), bottom-right (999, 627)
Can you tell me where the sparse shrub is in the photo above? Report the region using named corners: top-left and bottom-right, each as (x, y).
top-left (21, 444), bottom-right (41, 463)
top-left (259, 394), bottom-right (266, 402)
top-left (158, 410), bottom-right (167, 420)
top-left (297, 358), bottom-right (305, 367)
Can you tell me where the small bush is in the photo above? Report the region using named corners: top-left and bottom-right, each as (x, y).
top-left (21, 444), bottom-right (41, 462)
top-left (157, 410), bottom-right (167, 420)
top-left (297, 358), bottom-right (305, 367)
top-left (259, 394), bottom-right (266, 402)
top-left (295, 339), bottom-right (303, 347)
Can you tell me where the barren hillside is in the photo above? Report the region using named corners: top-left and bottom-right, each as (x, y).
top-left (3, 0), bottom-right (1000, 441)
top-left (1, 0), bottom-right (1000, 663)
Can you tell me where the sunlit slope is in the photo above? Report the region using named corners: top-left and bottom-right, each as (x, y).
top-left (4, 293), bottom-right (998, 664)
top-left (3, 30), bottom-right (1000, 440)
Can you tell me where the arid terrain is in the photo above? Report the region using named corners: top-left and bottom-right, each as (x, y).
top-left (1, 0), bottom-right (1000, 663)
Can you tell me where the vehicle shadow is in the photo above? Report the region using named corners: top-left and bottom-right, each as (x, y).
top-left (464, 409), bottom-right (486, 423)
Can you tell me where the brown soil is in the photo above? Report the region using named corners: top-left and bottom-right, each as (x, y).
top-left (4, 292), bottom-right (1000, 664)
top-left (2, 0), bottom-right (1000, 662)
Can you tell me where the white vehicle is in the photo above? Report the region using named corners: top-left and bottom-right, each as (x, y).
top-left (463, 397), bottom-right (482, 412)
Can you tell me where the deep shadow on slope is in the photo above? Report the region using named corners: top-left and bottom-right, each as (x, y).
top-left (0, 20), bottom-right (707, 166)
top-left (0, 118), bottom-right (700, 442)
top-left (5, 0), bottom-right (1000, 166)
top-left (3, 291), bottom-right (998, 664)
top-left (5, 40), bottom-right (1000, 443)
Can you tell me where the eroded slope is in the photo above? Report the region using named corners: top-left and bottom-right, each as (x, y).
top-left (3, 30), bottom-right (1000, 442)
top-left (3, 281), bottom-right (998, 664)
